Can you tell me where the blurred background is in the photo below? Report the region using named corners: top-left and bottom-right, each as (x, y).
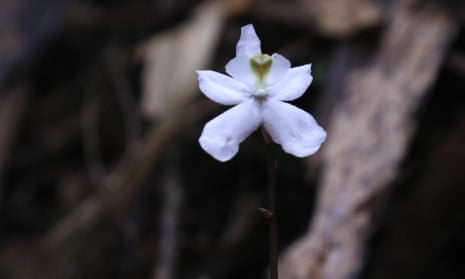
top-left (0, 0), bottom-right (464, 278)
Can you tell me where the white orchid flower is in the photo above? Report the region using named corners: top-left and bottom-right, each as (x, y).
top-left (197, 24), bottom-right (326, 162)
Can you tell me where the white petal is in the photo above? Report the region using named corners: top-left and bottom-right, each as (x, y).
top-left (262, 99), bottom-right (326, 157)
top-left (225, 55), bottom-right (256, 87)
top-left (265, 53), bottom-right (291, 86)
top-left (268, 64), bottom-right (312, 101)
top-left (197, 70), bottom-right (250, 105)
top-left (236, 24), bottom-right (261, 57)
top-left (199, 100), bottom-right (262, 162)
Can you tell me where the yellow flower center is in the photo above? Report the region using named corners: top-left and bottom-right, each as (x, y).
top-left (250, 54), bottom-right (272, 96)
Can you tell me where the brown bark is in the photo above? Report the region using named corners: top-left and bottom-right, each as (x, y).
top-left (279, 2), bottom-right (457, 278)
top-left (364, 105), bottom-right (465, 279)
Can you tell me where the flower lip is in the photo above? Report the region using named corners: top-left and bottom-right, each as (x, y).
top-left (250, 54), bottom-right (272, 84)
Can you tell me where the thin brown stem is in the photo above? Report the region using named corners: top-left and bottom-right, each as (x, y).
top-left (260, 127), bottom-right (278, 279)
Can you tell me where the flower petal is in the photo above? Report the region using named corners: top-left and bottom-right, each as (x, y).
top-left (236, 24), bottom-right (261, 57)
top-left (199, 100), bottom-right (262, 162)
top-left (265, 53), bottom-right (291, 86)
top-left (197, 70), bottom-right (250, 105)
top-left (262, 99), bottom-right (326, 157)
top-left (225, 55), bottom-right (256, 87)
top-left (268, 64), bottom-right (312, 101)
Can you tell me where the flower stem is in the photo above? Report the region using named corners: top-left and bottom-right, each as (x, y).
top-left (259, 127), bottom-right (278, 279)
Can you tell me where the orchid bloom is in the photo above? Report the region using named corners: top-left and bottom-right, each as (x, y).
top-left (197, 24), bottom-right (326, 162)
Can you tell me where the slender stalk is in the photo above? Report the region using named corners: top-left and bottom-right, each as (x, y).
top-left (259, 127), bottom-right (278, 279)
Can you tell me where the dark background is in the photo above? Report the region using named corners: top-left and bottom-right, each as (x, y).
top-left (0, 0), bottom-right (464, 278)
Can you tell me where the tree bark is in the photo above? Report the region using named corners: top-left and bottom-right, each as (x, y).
top-left (279, 1), bottom-right (457, 278)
